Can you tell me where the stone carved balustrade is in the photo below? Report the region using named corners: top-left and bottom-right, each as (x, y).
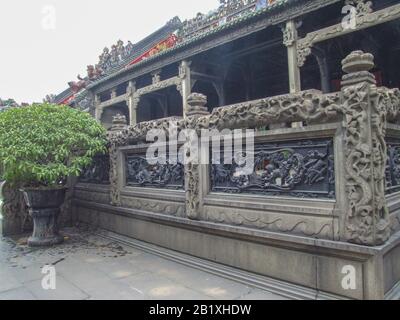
top-left (106, 51), bottom-right (400, 246)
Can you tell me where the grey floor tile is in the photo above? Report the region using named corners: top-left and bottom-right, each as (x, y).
top-left (25, 276), bottom-right (89, 300)
top-left (0, 269), bottom-right (23, 293)
top-left (9, 263), bottom-right (46, 284)
top-left (119, 272), bottom-right (212, 300)
top-left (0, 229), bottom-right (289, 300)
top-left (0, 287), bottom-right (36, 300)
top-left (238, 288), bottom-right (289, 300)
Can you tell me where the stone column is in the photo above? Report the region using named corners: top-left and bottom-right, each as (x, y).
top-left (283, 20), bottom-right (301, 93)
top-left (283, 20), bottom-right (302, 128)
top-left (126, 81), bottom-right (138, 125)
top-left (340, 51), bottom-right (390, 246)
top-left (94, 94), bottom-right (102, 122)
top-left (312, 46), bottom-right (331, 93)
top-left (214, 80), bottom-right (226, 107)
top-left (185, 93), bottom-right (209, 220)
top-left (179, 60), bottom-right (192, 118)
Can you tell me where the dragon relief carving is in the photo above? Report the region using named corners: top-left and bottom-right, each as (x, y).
top-left (206, 90), bottom-right (341, 130)
top-left (206, 209), bottom-right (335, 239)
top-left (126, 156), bottom-right (184, 189)
top-left (345, 0), bottom-right (373, 17)
top-left (120, 197), bottom-right (185, 218)
top-left (211, 140), bottom-right (335, 199)
top-left (341, 83), bottom-right (390, 245)
top-left (185, 161), bottom-right (200, 220)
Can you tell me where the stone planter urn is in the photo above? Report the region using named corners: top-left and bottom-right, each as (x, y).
top-left (21, 188), bottom-right (65, 247)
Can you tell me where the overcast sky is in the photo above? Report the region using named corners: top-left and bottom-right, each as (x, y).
top-left (0, 0), bottom-right (218, 103)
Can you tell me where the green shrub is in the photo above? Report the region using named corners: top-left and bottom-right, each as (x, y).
top-left (0, 103), bottom-right (107, 188)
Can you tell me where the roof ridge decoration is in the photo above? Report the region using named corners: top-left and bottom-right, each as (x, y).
top-left (58, 0), bottom-right (287, 105)
top-left (177, 0), bottom-right (279, 42)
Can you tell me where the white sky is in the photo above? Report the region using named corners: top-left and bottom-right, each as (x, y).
top-left (0, 0), bottom-right (218, 103)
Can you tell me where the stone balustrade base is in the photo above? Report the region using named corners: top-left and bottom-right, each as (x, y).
top-left (74, 199), bottom-right (400, 300)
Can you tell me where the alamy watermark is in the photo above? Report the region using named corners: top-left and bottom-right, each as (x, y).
top-left (341, 265), bottom-right (357, 290)
top-left (41, 265), bottom-right (56, 290)
top-left (41, 5), bottom-right (56, 31)
top-left (144, 122), bottom-right (255, 175)
top-left (342, 4), bottom-right (358, 31)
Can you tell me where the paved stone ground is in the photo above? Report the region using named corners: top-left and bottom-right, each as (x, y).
top-left (0, 226), bottom-right (287, 300)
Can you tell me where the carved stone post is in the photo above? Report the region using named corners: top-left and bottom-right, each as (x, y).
top-left (109, 114), bottom-right (128, 206)
top-left (185, 93), bottom-right (209, 220)
top-left (340, 51), bottom-right (390, 246)
top-left (179, 60), bottom-right (192, 118)
top-left (110, 113), bottom-right (128, 132)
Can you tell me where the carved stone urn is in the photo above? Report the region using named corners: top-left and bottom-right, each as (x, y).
top-left (21, 188), bottom-right (65, 247)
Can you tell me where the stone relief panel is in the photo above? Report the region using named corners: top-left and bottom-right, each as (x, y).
top-left (205, 206), bottom-right (337, 240)
top-left (211, 139), bottom-right (335, 199)
top-left (386, 139), bottom-right (400, 195)
top-left (79, 154), bottom-right (110, 185)
top-left (120, 196), bottom-right (185, 218)
top-left (74, 188), bottom-right (111, 205)
top-left (126, 154), bottom-right (184, 190)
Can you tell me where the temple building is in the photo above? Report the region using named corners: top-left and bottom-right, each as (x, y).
top-left (42, 0), bottom-right (400, 299)
top-left (55, 0), bottom-right (400, 129)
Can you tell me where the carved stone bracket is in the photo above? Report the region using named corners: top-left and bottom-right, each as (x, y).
top-left (281, 21), bottom-right (296, 47)
top-left (135, 76), bottom-right (182, 97)
top-left (297, 2), bottom-right (400, 67)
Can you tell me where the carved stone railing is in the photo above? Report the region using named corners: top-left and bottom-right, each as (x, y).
top-left (79, 154), bottom-right (110, 185)
top-left (104, 50), bottom-right (400, 246)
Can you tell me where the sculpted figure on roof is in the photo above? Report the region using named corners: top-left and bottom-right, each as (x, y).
top-left (125, 41), bottom-right (134, 57)
top-left (99, 47), bottom-right (111, 70)
top-left (117, 40), bottom-right (125, 59)
top-left (86, 65), bottom-right (103, 81)
top-left (110, 45), bottom-right (119, 65)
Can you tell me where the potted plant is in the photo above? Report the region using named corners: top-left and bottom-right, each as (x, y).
top-left (0, 103), bottom-right (107, 246)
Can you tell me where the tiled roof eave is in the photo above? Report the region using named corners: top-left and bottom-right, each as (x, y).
top-left (87, 0), bottom-right (296, 91)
